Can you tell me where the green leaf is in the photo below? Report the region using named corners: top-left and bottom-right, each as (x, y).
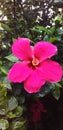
top-left (1, 23), bottom-right (11, 32)
top-left (0, 77), bottom-right (10, 84)
top-left (12, 119), bottom-right (26, 130)
top-left (0, 119), bottom-right (9, 130)
top-left (7, 106), bottom-right (23, 119)
top-left (5, 54), bottom-right (19, 62)
top-left (43, 35), bottom-right (49, 41)
top-left (55, 83), bottom-right (62, 88)
top-left (0, 109), bottom-right (6, 115)
top-left (0, 67), bottom-right (8, 75)
top-left (57, 28), bottom-right (63, 35)
top-left (37, 83), bottom-right (54, 98)
top-left (48, 37), bottom-right (60, 42)
top-left (7, 96), bottom-right (18, 111)
top-left (49, 27), bottom-right (55, 35)
top-left (19, 96), bottom-right (25, 104)
top-left (0, 61), bottom-right (2, 66)
top-left (32, 26), bottom-right (49, 34)
top-left (15, 106), bottom-right (23, 117)
top-left (51, 84), bottom-right (60, 100)
top-left (6, 84), bottom-right (12, 91)
top-left (0, 84), bottom-right (7, 98)
top-left (0, 84), bottom-right (7, 111)
top-left (7, 112), bottom-right (16, 119)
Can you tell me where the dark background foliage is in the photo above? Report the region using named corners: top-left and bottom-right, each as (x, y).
top-left (0, 0), bottom-right (63, 63)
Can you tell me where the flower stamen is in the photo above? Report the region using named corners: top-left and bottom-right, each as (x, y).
top-left (32, 58), bottom-right (39, 66)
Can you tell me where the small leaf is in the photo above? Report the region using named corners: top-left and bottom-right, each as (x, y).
top-left (7, 96), bottom-right (18, 111)
top-left (12, 119), bottom-right (26, 129)
top-left (32, 26), bottom-right (49, 33)
top-left (0, 109), bottom-right (6, 115)
top-left (15, 106), bottom-right (23, 117)
top-left (1, 23), bottom-right (11, 31)
top-left (55, 83), bottom-right (62, 88)
top-left (7, 112), bottom-right (16, 119)
top-left (0, 61), bottom-right (2, 66)
top-left (57, 28), bottom-right (63, 35)
top-left (37, 83), bottom-right (54, 98)
top-left (49, 37), bottom-right (60, 42)
top-left (5, 54), bottom-right (19, 62)
top-left (51, 84), bottom-right (60, 100)
top-left (0, 67), bottom-right (8, 75)
top-left (7, 106), bottom-right (23, 118)
top-left (0, 119), bottom-right (9, 130)
top-left (0, 84), bottom-right (7, 98)
top-left (0, 84), bottom-right (7, 111)
top-left (6, 84), bottom-right (12, 91)
top-left (43, 35), bottom-right (49, 41)
top-left (19, 96), bottom-right (25, 104)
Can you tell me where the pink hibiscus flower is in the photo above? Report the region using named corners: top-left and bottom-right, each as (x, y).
top-left (8, 38), bottom-right (62, 93)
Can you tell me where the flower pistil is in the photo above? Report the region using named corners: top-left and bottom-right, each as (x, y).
top-left (32, 57), bottom-right (39, 66)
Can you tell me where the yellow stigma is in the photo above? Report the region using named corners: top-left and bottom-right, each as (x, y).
top-left (32, 58), bottom-right (39, 66)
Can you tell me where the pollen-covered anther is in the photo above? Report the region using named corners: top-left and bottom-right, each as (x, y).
top-left (32, 58), bottom-right (40, 66)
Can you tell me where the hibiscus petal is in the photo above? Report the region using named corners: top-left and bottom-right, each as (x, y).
top-left (39, 60), bottom-right (62, 83)
top-left (24, 69), bottom-right (45, 93)
top-left (8, 62), bottom-right (31, 82)
top-left (12, 38), bottom-right (33, 61)
top-left (34, 41), bottom-right (57, 61)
